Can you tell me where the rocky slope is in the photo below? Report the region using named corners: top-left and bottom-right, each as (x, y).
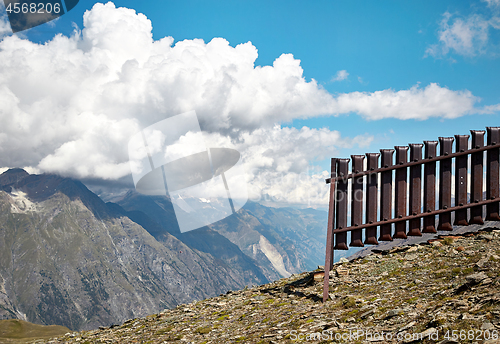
top-left (30, 226), bottom-right (500, 343)
top-left (0, 169), bottom-right (268, 331)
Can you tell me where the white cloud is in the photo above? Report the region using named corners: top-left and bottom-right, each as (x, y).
top-left (426, 7), bottom-right (500, 58)
top-left (0, 2), bottom-right (497, 206)
top-left (482, 0), bottom-right (500, 8)
top-left (334, 83), bottom-right (485, 120)
top-left (331, 70), bottom-right (349, 81)
top-left (233, 126), bottom-right (373, 206)
top-left (0, 9), bottom-right (12, 39)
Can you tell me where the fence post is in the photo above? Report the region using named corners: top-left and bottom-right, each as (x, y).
top-left (323, 158), bottom-right (337, 302)
top-left (438, 137), bottom-right (454, 230)
top-left (454, 134), bottom-right (469, 226)
top-left (423, 141), bottom-right (438, 233)
top-left (334, 158), bottom-right (350, 250)
top-left (394, 146), bottom-right (409, 239)
top-left (470, 130), bottom-right (485, 225)
top-left (379, 149), bottom-right (394, 241)
top-left (350, 155), bottom-right (365, 247)
top-left (486, 127), bottom-right (500, 221)
top-left (364, 153), bottom-right (380, 245)
top-left (408, 144), bottom-right (423, 236)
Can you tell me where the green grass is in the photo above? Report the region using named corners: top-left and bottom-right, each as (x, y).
top-left (442, 237), bottom-right (454, 245)
top-left (343, 297), bottom-right (356, 308)
top-left (0, 319), bottom-right (70, 342)
top-left (195, 326), bottom-right (211, 334)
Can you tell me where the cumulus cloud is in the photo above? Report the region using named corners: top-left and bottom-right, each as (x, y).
top-left (0, 2), bottom-right (497, 206)
top-left (331, 70), bottom-right (349, 82)
top-left (335, 83), bottom-right (484, 120)
top-left (234, 126), bottom-right (372, 206)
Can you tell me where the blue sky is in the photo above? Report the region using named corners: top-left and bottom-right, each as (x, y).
top-left (0, 0), bottom-right (499, 207)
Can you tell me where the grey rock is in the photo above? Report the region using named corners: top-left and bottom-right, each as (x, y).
top-left (400, 322), bottom-right (417, 334)
top-left (359, 308), bottom-right (376, 319)
top-left (419, 327), bottom-right (438, 337)
top-left (481, 321), bottom-right (495, 330)
top-left (385, 308), bottom-right (404, 319)
top-left (253, 295), bottom-right (266, 300)
top-left (477, 234), bottom-right (494, 241)
top-left (466, 272), bottom-right (489, 284)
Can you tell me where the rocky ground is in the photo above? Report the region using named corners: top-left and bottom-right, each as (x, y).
top-left (28, 227), bottom-right (500, 344)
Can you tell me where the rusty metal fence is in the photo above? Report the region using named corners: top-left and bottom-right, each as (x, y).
top-left (323, 127), bottom-right (500, 302)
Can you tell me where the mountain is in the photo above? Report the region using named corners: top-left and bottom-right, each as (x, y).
top-left (207, 202), bottom-right (327, 276)
top-left (31, 227), bottom-right (500, 344)
top-left (113, 191), bottom-right (328, 281)
top-left (0, 169), bottom-right (268, 331)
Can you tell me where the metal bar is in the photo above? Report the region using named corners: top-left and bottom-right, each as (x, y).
top-left (332, 197), bottom-right (500, 234)
top-left (454, 135), bottom-right (469, 226)
top-left (470, 130), bottom-right (485, 225)
top-left (486, 127), bottom-right (500, 221)
top-left (379, 149), bottom-right (394, 241)
top-left (394, 146), bottom-right (408, 239)
top-left (350, 155), bottom-right (365, 247)
top-left (364, 153), bottom-right (379, 245)
top-left (438, 137), bottom-right (454, 230)
top-left (334, 158), bottom-right (349, 250)
top-left (423, 141), bottom-right (438, 233)
top-left (323, 158), bottom-right (337, 302)
top-left (325, 142), bottom-right (500, 184)
top-left (408, 144), bottom-right (423, 236)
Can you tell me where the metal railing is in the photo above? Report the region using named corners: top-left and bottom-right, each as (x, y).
top-left (323, 127), bottom-right (500, 302)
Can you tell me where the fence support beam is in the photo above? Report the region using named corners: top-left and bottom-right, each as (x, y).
top-left (438, 137), bottom-right (454, 230)
top-left (454, 135), bottom-right (469, 226)
top-left (364, 153), bottom-right (379, 245)
top-left (394, 146), bottom-right (409, 239)
top-left (408, 144), bottom-right (423, 236)
top-left (334, 158), bottom-right (350, 250)
top-left (350, 155), bottom-right (365, 247)
top-left (486, 127), bottom-right (500, 221)
top-left (423, 141), bottom-right (438, 233)
top-left (470, 130), bottom-right (485, 225)
top-left (379, 149), bottom-right (394, 241)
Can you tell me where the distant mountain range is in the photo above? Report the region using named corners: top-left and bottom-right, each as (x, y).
top-left (0, 169), bottom-right (327, 331)
top-left (111, 190), bottom-right (328, 281)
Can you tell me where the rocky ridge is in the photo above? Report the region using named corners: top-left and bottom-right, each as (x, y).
top-left (31, 227), bottom-right (500, 343)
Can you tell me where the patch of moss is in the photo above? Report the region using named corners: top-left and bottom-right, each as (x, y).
top-left (195, 326), bottom-right (211, 334)
top-left (343, 296), bottom-right (356, 308)
top-left (442, 237), bottom-right (454, 245)
top-left (155, 326), bottom-right (173, 335)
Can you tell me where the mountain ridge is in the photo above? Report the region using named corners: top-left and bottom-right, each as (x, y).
top-left (0, 169), bottom-right (269, 331)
